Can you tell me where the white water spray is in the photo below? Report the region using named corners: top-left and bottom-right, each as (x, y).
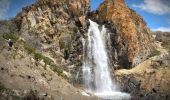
top-left (82, 20), bottom-right (130, 99)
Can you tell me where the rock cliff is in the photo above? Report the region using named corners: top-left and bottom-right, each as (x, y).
top-left (15, 0), bottom-right (155, 70)
top-left (15, 0), bottom-right (90, 77)
top-left (89, 0), bottom-right (154, 68)
top-left (14, 0), bottom-right (156, 95)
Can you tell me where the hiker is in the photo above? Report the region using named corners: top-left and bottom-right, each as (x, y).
top-left (7, 39), bottom-right (13, 50)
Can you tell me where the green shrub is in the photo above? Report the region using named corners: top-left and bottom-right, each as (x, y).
top-left (50, 64), bottom-right (63, 76)
top-left (43, 57), bottom-right (53, 65)
top-left (2, 33), bottom-right (19, 42)
top-left (34, 52), bottom-right (43, 61)
top-left (0, 83), bottom-right (7, 92)
top-left (24, 42), bottom-right (35, 54)
top-left (162, 41), bottom-right (170, 50)
top-left (148, 50), bottom-right (161, 57)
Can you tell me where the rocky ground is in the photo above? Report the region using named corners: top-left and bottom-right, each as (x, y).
top-left (114, 34), bottom-right (170, 100)
top-left (0, 37), bottom-right (97, 100)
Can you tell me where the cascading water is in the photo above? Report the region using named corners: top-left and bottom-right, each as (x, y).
top-left (82, 20), bottom-right (131, 100)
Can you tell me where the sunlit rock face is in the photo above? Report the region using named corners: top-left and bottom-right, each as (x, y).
top-left (89, 0), bottom-right (155, 68)
top-left (14, 0), bottom-right (90, 76)
top-left (14, 0), bottom-right (156, 81)
top-left (16, 0), bottom-right (90, 33)
top-left (15, 0), bottom-right (155, 69)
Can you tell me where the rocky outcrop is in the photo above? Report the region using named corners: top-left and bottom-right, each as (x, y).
top-left (155, 31), bottom-right (170, 42)
top-left (14, 0), bottom-right (155, 69)
top-left (89, 0), bottom-right (154, 68)
top-left (12, 0), bottom-right (157, 90)
top-left (114, 40), bottom-right (170, 100)
top-left (15, 0), bottom-right (90, 76)
top-left (155, 31), bottom-right (170, 52)
top-left (115, 57), bottom-right (170, 100)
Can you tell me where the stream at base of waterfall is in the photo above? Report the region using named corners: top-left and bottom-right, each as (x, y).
top-left (82, 20), bottom-right (131, 100)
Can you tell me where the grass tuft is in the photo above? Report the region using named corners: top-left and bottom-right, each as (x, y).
top-left (0, 83), bottom-right (7, 92)
top-left (50, 64), bottom-right (63, 76)
top-left (148, 50), bottom-right (161, 58)
top-left (43, 56), bottom-right (53, 65)
top-left (2, 33), bottom-right (19, 42)
top-left (34, 52), bottom-right (43, 61)
top-left (24, 42), bottom-right (35, 54)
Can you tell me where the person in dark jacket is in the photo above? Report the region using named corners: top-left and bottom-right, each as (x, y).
top-left (7, 39), bottom-right (13, 51)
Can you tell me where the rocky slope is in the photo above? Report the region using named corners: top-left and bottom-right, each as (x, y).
top-left (0, 37), bottom-right (96, 100)
top-left (14, 0), bottom-right (91, 83)
top-left (114, 31), bottom-right (170, 99)
top-left (0, 0), bottom-right (169, 100)
top-left (115, 41), bottom-right (170, 100)
top-left (155, 31), bottom-right (170, 52)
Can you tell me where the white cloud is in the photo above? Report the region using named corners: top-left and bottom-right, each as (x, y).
top-left (152, 27), bottom-right (170, 32)
top-left (132, 0), bottom-right (170, 15)
top-left (0, 0), bottom-right (11, 19)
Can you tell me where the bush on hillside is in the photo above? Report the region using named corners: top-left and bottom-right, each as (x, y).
top-left (24, 42), bottom-right (35, 54)
top-left (50, 64), bottom-right (63, 76)
top-left (34, 52), bottom-right (43, 61)
top-left (148, 50), bottom-right (161, 58)
top-left (43, 57), bottom-right (53, 65)
top-left (2, 33), bottom-right (19, 42)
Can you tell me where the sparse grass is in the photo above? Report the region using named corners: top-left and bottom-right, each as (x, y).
top-left (2, 33), bottom-right (19, 42)
top-left (50, 64), bottom-right (63, 76)
top-left (0, 83), bottom-right (7, 92)
top-left (33, 52), bottom-right (64, 76)
top-left (0, 83), bottom-right (21, 99)
top-left (22, 41), bottom-right (64, 77)
top-left (148, 50), bottom-right (161, 58)
top-left (43, 56), bottom-right (53, 65)
top-left (162, 41), bottom-right (170, 51)
top-left (24, 42), bottom-right (35, 54)
top-left (43, 56), bottom-right (64, 77)
top-left (34, 52), bottom-right (43, 61)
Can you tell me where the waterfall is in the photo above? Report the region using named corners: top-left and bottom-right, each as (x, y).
top-left (82, 20), bottom-right (130, 99)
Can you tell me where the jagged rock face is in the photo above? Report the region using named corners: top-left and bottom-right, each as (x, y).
top-left (16, 0), bottom-right (90, 33)
top-left (15, 0), bottom-right (155, 70)
top-left (15, 0), bottom-right (90, 71)
top-left (90, 0), bottom-right (155, 68)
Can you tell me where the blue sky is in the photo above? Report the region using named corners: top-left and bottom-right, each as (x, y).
top-left (0, 0), bottom-right (170, 32)
top-left (91, 0), bottom-right (104, 10)
top-left (126, 0), bottom-right (170, 32)
top-left (0, 0), bottom-right (35, 19)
